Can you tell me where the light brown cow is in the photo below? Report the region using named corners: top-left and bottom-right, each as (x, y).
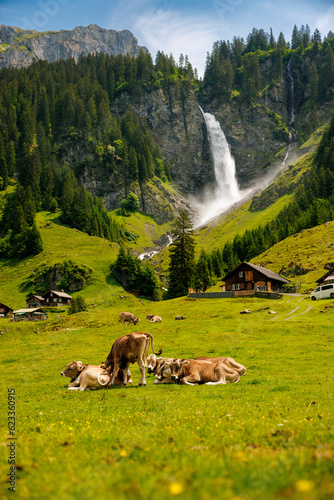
top-left (103, 332), bottom-right (162, 387)
top-left (61, 361), bottom-right (132, 391)
top-left (166, 359), bottom-right (240, 385)
top-left (146, 354), bottom-right (175, 384)
top-left (146, 314), bottom-right (162, 323)
top-left (194, 356), bottom-right (247, 376)
top-left (119, 312), bottom-right (140, 326)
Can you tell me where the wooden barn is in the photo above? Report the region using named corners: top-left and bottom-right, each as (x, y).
top-left (222, 262), bottom-right (289, 296)
top-left (0, 302), bottom-right (13, 317)
top-left (26, 295), bottom-right (45, 308)
top-left (44, 290), bottom-right (72, 307)
top-left (13, 308), bottom-right (48, 322)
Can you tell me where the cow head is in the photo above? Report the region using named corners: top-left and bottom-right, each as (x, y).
top-left (166, 359), bottom-right (189, 381)
top-left (61, 360), bottom-right (84, 378)
top-left (147, 354), bottom-right (157, 373)
top-left (155, 358), bottom-right (168, 380)
top-left (146, 314), bottom-right (154, 321)
top-left (134, 317), bottom-right (140, 325)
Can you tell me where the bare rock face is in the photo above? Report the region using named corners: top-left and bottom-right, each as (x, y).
top-left (0, 24), bottom-right (147, 68)
top-left (112, 87), bottom-right (215, 195)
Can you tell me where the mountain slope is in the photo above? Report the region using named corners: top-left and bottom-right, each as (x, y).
top-left (0, 24), bottom-right (147, 68)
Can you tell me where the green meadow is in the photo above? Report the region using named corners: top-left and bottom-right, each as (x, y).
top-left (1, 293), bottom-right (333, 500)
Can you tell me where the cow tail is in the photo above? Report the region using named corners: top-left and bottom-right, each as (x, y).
top-left (146, 333), bottom-right (162, 355)
top-left (98, 372), bottom-right (110, 386)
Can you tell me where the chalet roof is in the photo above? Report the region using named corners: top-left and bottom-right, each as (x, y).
top-left (14, 308), bottom-right (47, 313)
top-left (46, 290), bottom-right (72, 299)
top-left (27, 295), bottom-right (44, 301)
top-left (0, 302), bottom-right (13, 311)
top-left (223, 261), bottom-right (290, 284)
top-left (316, 270), bottom-right (334, 284)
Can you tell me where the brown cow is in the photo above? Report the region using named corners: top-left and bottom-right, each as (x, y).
top-left (146, 314), bottom-right (162, 323)
top-left (61, 361), bottom-right (132, 391)
top-left (194, 356), bottom-right (247, 376)
top-left (146, 354), bottom-right (175, 384)
top-left (166, 358), bottom-right (240, 385)
top-left (103, 332), bottom-right (162, 386)
top-left (119, 312), bottom-right (140, 326)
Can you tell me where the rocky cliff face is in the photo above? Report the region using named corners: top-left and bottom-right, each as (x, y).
top-left (0, 24), bottom-right (147, 68)
top-left (198, 79), bottom-right (290, 188)
top-left (80, 86), bottom-right (214, 222)
top-left (112, 87), bottom-right (215, 195)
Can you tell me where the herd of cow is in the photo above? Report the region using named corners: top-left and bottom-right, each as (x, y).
top-left (61, 312), bottom-right (247, 391)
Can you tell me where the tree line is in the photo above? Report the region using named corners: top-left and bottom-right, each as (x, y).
top-left (0, 49), bottom-right (196, 257)
top-left (202, 25), bottom-right (334, 111)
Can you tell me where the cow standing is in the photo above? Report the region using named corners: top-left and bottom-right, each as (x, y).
top-left (103, 332), bottom-right (162, 387)
top-left (119, 312), bottom-right (140, 326)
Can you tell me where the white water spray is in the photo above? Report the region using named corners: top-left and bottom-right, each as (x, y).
top-left (196, 107), bottom-right (245, 224)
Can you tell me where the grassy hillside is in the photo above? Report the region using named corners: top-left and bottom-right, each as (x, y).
top-left (1, 293), bottom-right (333, 499)
top-left (0, 211), bottom-right (124, 309)
top-left (252, 220), bottom-right (334, 292)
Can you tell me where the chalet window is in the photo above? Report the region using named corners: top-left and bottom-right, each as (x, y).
top-left (59, 298), bottom-right (62, 302)
top-left (236, 283), bottom-right (240, 290)
top-left (232, 284), bottom-right (235, 290)
top-left (239, 271), bottom-right (244, 278)
top-left (53, 298), bottom-right (57, 302)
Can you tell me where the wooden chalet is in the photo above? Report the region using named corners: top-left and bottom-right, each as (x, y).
top-left (222, 262), bottom-right (289, 296)
top-left (43, 290), bottom-right (72, 307)
top-left (13, 308), bottom-right (48, 322)
top-left (316, 269), bottom-right (334, 285)
top-left (26, 295), bottom-right (44, 308)
top-left (0, 302), bottom-right (13, 317)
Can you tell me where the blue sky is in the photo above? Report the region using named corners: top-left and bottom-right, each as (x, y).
top-left (1, 0), bottom-right (334, 75)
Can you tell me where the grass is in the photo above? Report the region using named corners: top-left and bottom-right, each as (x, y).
top-left (1, 293), bottom-right (333, 499)
top-left (252, 220), bottom-right (334, 292)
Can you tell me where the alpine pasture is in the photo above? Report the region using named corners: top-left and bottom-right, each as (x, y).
top-left (1, 292), bottom-right (333, 500)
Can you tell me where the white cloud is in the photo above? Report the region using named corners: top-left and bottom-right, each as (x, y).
top-left (316, 5), bottom-right (334, 36)
top-left (132, 8), bottom-right (230, 77)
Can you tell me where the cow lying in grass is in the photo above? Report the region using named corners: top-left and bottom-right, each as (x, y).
top-left (165, 358), bottom-right (240, 385)
top-left (147, 354), bottom-right (175, 384)
top-left (194, 356), bottom-right (247, 376)
top-left (146, 314), bottom-right (162, 323)
top-left (61, 360), bottom-right (132, 391)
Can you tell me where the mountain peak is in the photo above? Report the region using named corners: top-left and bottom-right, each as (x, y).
top-left (0, 24), bottom-right (147, 69)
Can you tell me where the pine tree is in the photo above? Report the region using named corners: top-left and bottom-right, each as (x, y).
top-left (194, 250), bottom-right (212, 292)
top-left (167, 210), bottom-right (195, 298)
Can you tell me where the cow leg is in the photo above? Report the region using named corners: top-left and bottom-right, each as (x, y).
top-left (68, 386), bottom-right (80, 390)
top-left (122, 366), bottom-right (129, 386)
top-left (205, 378), bottom-right (226, 385)
top-left (68, 379), bottom-right (80, 388)
top-left (109, 362), bottom-right (120, 386)
top-left (181, 376), bottom-right (199, 386)
top-left (137, 360), bottom-right (146, 386)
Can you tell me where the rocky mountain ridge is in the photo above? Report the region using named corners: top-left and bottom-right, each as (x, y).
top-left (0, 24), bottom-right (147, 68)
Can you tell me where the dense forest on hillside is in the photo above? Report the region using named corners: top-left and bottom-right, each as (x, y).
top-left (0, 50), bottom-right (195, 256)
top-left (1, 24), bottom-right (334, 283)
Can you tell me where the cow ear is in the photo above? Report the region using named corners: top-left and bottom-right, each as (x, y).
top-left (76, 361), bottom-right (84, 371)
top-left (182, 360), bottom-right (190, 366)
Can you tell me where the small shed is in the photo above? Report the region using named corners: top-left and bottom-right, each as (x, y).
top-left (26, 295), bottom-right (44, 308)
top-left (0, 302), bottom-right (13, 317)
top-left (13, 308), bottom-right (48, 322)
top-left (44, 290), bottom-right (72, 306)
top-left (222, 262), bottom-right (289, 296)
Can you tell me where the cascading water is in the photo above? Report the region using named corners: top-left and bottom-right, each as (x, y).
top-left (196, 107), bottom-right (245, 224)
top-left (287, 57), bottom-right (296, 128)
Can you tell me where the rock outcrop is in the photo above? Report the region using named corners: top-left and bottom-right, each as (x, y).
top-left (112, 87), bottom-right (215, 195)
top-left (0, 24), bottom-right (147, 68)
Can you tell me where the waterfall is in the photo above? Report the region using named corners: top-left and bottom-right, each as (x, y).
top-left (196, 107), bottom-right (244, 224)
top-left (287, 57), bottom-right (296, 128)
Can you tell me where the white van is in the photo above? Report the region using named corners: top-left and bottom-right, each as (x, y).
top-left (310, 283), bottom-right (334, 300)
